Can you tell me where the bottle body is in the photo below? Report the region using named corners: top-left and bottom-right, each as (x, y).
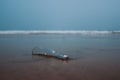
top-left (32, 47), bottom-right (69, 60)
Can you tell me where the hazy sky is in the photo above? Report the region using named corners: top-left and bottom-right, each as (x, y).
top-left (0, 0), bottom-right (120, 30)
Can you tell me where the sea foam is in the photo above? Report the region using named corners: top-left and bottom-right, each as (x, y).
top-left (0, 30), bottom-right (120, 35)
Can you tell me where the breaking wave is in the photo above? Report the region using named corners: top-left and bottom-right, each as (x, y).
top-left (0, 30), bottom-right (120, 35)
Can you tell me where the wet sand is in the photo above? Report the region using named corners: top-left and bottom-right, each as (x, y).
top-left (0, 34), bottom-right (120, 80)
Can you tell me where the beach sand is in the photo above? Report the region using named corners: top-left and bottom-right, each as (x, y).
top-left (0, 34), bottom-right (120, 80)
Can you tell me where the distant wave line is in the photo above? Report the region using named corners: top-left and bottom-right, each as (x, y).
top-left (0, 30), bottom-right (120, 35)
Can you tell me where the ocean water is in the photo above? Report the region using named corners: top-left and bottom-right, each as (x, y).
top-left (0, 30), bottom-right (120, 80)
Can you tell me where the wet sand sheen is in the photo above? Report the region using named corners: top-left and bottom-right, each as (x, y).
top-left (0, 34), bottom-right (120, 80)
top-left (1, 52), bottom-right (120, 80)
